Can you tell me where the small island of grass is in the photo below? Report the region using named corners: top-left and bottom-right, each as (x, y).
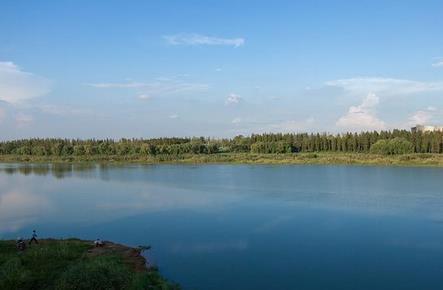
top-left (0, 239), bottom-right (179, 290)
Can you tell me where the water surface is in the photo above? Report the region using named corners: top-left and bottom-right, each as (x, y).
top-left (1, 164), bottom-right (443, 289)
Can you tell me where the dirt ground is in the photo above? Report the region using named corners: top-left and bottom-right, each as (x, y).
top-left (86, 241), bottom-right (149, 272)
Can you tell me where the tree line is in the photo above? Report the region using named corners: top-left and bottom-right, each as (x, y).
top-left (1, 130), bottom-right (443, 156)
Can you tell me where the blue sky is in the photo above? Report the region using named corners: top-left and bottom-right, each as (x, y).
top-left (1, 0), bottom-right (443, 139)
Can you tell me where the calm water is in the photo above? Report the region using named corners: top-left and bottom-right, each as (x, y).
top-left (1, 164), bottom-right (443, 289)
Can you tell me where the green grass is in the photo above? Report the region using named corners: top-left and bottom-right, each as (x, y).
top-left (2, 152), bottom-right (443, 167)
top-left (0, 239), bottom-right (179, 290)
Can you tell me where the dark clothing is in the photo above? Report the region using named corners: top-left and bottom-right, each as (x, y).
top-left (29, 237), bottom-right (38, 245)
top-left (17, 241), bottom-right (26, 251)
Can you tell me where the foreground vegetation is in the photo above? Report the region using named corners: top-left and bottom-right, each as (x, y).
top-left (2, 130), bottom-right (443, 166)
top-left (0, 239), bottom-right (179, 290)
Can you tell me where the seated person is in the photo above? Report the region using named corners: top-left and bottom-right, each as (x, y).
top-left (94, 238), bottom-right (104, 247)
top-left (16, 237), bottom-right (26, 251)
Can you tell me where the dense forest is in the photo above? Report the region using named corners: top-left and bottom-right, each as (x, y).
top-left (1, 130), bottom-right (443, 156)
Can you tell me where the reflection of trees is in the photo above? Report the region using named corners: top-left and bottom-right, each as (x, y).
top-left (98, 164), bottom-right (111, 181)
top-left (3, 167), bottom-right (16, 175)
top-left (52, 164), bottom-right (73, 179)
top-left (18, 166), bottom-right (33, 175)
top-left (32, 165), bottom-right (51, 176)
top-left (0, 164), bottom-right (97, 179)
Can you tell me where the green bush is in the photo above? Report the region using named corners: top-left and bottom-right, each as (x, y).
top-left (54, 256), bottom-right (130, 290)
top-left (370, 138), bottom-right (414, 155)
top-left (0, 240), bottom-right (179, 290)
top-left (250, 141), bottom-right (294, 154)
top-left (0, 258), bottom-right (32, 289)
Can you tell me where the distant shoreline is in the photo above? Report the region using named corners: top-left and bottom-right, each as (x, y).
top-left (2, 152), bottom-right (443, 167)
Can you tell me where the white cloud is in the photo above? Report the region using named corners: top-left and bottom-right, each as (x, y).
top-left (409, 110), bottom-right (433, 125)
top-left (408, 106), bottom-right (440, 126)
top-left (15, 113), bottom-right (33, 126)
top-left (88, 82), bottom-right (146, 88)
top-left (326, 77), bottom-right (443, 97)
top-left (228, 117), bottom-right (317, 136)
top-left (225, 93), bottom-right (242, 105)
top-left (432, 58), bottom-right (443, 67)
top-left (231, 117), bottom-right (242, 124)
top-left (336, 93), bottom-right (386, 131)
top-left (169, 114), bottom-right (179, 119)
top-left (263, 117), bottom-right (316, 133)
top-left (37, 104), bottom-right (94, 116)
top-left (88, 79), bottom-right (208, 98)
top-left (328, 77), bottom-right (443, 131)
top-left (137, 94), bottom-right (152, 100)
top-left (163, 33), bottom-right (245, 47)
top-left (427, 106), bottom-right (437, 112)
top-left (0, 107), bottom-right (5, 123)
top-left (0, 61), bottom-right (51, 104)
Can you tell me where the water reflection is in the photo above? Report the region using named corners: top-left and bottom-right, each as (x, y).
top-left (2, 164), bottom-right (443, 223)
top-left (0, 190), bottom-right (52, 232)
top-left (0, 163), bottom-right (97, 179)
top-left (170, 239), bottom-right (249, 254)
top-left (2, 164), bottom-right (443, 290)
top-left (0, 165), bottom-right (245, 235)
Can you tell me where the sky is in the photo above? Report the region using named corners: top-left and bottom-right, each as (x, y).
top-left (1, 0), bottom-right (443, 139)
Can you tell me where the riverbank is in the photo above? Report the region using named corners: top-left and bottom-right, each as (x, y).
top-left (2, 152), bottom-right (443, 166)
top-left (0, 238), bottom-right (179, 290)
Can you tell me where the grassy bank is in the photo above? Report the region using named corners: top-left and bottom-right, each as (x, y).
top-left (0, 239), bottom-right (179, 290)
top-left (2, 152), bottom-right (443, 166)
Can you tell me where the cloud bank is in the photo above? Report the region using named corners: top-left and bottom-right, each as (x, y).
top-left (88, 79), bottom-right (208, 98)
top-left (163, 33), bottom-right (245, 47)
top-left (326, 77), bottom-right (443, 97)
top-left (263, 117), bottom-right (316, 133)
top-left (408, 107), bottom-right (440, 126)
top-left (0, 61), bottom-right (51, 104)
top-left (336, 93), bottom-right (385, 131)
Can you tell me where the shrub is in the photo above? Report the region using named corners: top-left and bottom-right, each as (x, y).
top-left (54, 256), bottom-right (130, 290)
top-left (370, 138), bottom-right (414, 155)
top-left (250, 141), bottom-right (293, 154)
top-left (0, 258), bottom-right (32, 289)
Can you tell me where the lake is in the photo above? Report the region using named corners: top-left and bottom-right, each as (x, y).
top-left (1, 163), bottom-right (443, 289)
